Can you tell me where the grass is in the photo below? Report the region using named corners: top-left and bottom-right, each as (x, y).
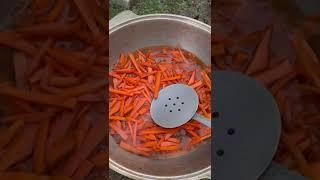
top-left (109, 0), bottom-right (211, 24)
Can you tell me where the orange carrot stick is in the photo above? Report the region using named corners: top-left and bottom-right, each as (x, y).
top-left (17, 21), bottom-right (80, 37)
top-left (47, 134), bottom-right (76, 168)
top-left (38, 0), bottom-right (65, 22)
top-left (120, 141), bottom-right (150, 156)
top-left (254, 59), bottom-right (294, 86)
top-left (143, 134), bottom-right (157, 141)
top-left (128, 121), bottom-right (134, 142)
top-left (0, 112), bottom-right (54, 124)
top-left (75, 117), bottom-right (91, 148)
top-left (33, 119), bottom-right (49, 173)
top-left (246, 27), bottom-right (272, 74)
top-left (129, 53), bottom-right (142, 74)
top-left (129, 98), bottom-right (147, 117)
top-left (0, 124), bottom-right (38, 171)
top-left (162, 75), bottom-right (182, 82)
top-left (0, 84), bottom-right (76, 109)
top-left (0, 120), bottom-right (24, 149)
top-left (110, 123), bottom-right (128, 140)
top-left (72, 160), bottom-right (94, 180)
top-left (109, 88), bottom-right (133, 96)
top-left (72, 0), bottom-right (101, 36)
top-left (133, 121), bottom-right (138, 145)
top-left (141, 141), bottom-right (157, 148)
top-left (159, 145), bottom-right (179, 151)
top-left (190, 80), bottom-right (203, 89)
top-left (188, 71), bottom-right (196, 85)
top-left (0, 32), bottom-right (37, 55)
top-left (167, 138), bottom-right (180, 144)
top-left (290, 32), bottom-right (320, 88)
top-left (154, 71), bottom-right (162, 98)
top-left (160, 141), bottom-right (179, 147)
top-left (187, 130), bottom-right (201, 139)
top-left (47, 48), bottom-right (104, 75)
top-left (47, 112), bottom-right (74, 149)
top-left (61, 119), bottom-right (106, 176)
top-left (201, 71), bottom-right (211, 90)
top-left (58, 79), bottom-right (107, 98)
top-left (13, 52), bottom-right (28, 89)
top-left (270, 71), bottom-right (298, 95)
top-left (49, 76), bottom-right (79, 87)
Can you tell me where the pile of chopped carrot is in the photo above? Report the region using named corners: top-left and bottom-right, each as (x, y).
top-left (109, 47), bottom-right (211, 157)
top-left (0, 0), bottom-right (107, 179)
top-left (213, 23), bottom-right (320, 179)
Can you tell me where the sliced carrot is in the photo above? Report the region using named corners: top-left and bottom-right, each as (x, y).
top-left (49, 76), bottom-right (79, 88)
top-left (129, 98), bottom-right (147, 117)
top-left (128, 122), bottom-right (134, 143)
top-left (124, 105), bottom-right (134, 115)
top-left (129, 53), bottom-right (142, 74)
top-left (46, 134), bottom-right (76, 167)
top-left (133, 121), bottom-right (138, 145)
top-left (246, 27), bottom-right (272, 75)
top-left (72, 160), bottom-right (94, 180)
top-left (13, 52), bottom-right (28, 89)
top-left (141, 141), bottom-right (157, 148)
top-left (0, 120), bottom-right (24, 149)
top-left (139, 129), bottom-right (169, 135)
top-left (178, 48), bottom-right (186, 61)
top-left (0, 84), bottom-right (76, 108)
top-left (0, 32), bottom-right (37, 55)
top-left (188, 71), bottom-right (196, 85)
top-left (159, 145), bottom-right (179, 151)
top-left (32, 0), bottom-right (51, 13)
top-left (167, 138), bottom-right (180, 144)
top-left (270, 71), bottom-right (298, 95)
top-left (47, 48), bottom-right (104, 75)
top-left (154, 71), bottom-right (162, 98)
top-left (143, 134), bottom-right (157, 141)
top-left (33, 119), bottom-right (49, 173)
top-left (47, 112), bottom-right (75, 150)
top-left (187, 130), bottom-right (201, 139)
top-left (136, 147), bottom-right (153, 152)
top-left (290, 32), bottom-right (320, 88)
top-left (201, 71), bottom-right (211, 90)
top-left (75, 117), bottom-right (91, 148)
top-left (254, 59), bottom-right (294, 86)
top-left (190, 80), bottom-right (203, 89)
top-left (72, 0), bottom-right (101, 36)
top-left (0, 124), bottom-right (38, 171)
top-left (160, 141), bottom-right (179, 147)
top-left (37, 0), bottom-right (65, 22)
top-left (200, 134), bottom-right (211, 141)
top-left (162, 75), bottom-right (182, 82)
top-left (120, 141), bottom-right (150, 156)
top-left (110, 123), bottom-right (128, 140)
top-left (110, 88), bottom-right (133, 96)
top-left (17, 21), bottom-right (80, 37)
top-left (138, 107), bottom-right (149, 115)
top-left (61, 119), bottom-right (106, 176)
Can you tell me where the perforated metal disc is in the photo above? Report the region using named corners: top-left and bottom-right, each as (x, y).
top-left (212, 71), bottom-right (281, 180)
top-left (150, 84), bottom-right (199, 128)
